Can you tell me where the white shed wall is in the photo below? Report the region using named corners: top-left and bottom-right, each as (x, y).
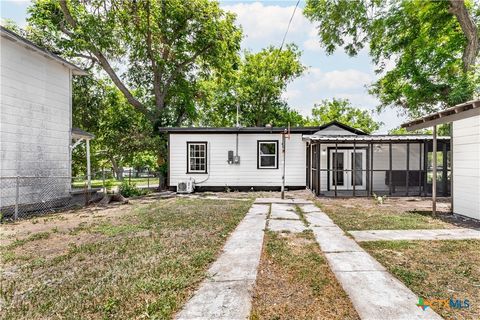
top-left (169, 133), bottom-right (306, 187)
top-left (0, 37), bottom-right (72, 206)
top-left (452, 115), bottom-right (480, 220)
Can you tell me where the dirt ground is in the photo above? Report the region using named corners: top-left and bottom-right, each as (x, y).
top-left (0, 193), bottom-right (174, 247)
top-left (250, 231), bottom-right (359, 320)
top-left (1, 195), bottom-right (252, 319)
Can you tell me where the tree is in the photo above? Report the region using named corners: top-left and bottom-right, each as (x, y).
top-left (27, 0), bottom-right (242, 125)
top-left (197, 45), bottom-right (306, 127)
top-left (304, 0), bottom-right (480, 117)
top-left (71, 77), bottom-right (160, 178)
top-left (306, 98), bottom-right (382, 134)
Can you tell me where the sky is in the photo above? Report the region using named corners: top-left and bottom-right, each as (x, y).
top-left (1, 0), bottom-right (407, 133)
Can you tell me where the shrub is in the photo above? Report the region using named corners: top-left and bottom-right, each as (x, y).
top-left (119, 181), bottom-right (148, 198)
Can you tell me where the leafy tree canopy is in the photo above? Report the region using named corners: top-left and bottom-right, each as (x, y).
top-left (304, 0), bottom-right (480, 117)
top-left (197, 44), bottom-right (306, 127)
top-left (27, 0), bottom-right (242, 125)
top-left (306, 98), bottom-right (382, 134)
top-left (72, 77), bottom-right (160, 177)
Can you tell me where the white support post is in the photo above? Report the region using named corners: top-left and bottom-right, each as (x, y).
top-left (86, 139), bottom-right (91, 189)
top-left (281, 131), bottom-right (286, 199)
top-left (432, 125), bottom-right (437, 217)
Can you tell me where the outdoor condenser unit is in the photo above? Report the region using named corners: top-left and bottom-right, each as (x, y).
top-left (177, 180), bottom-right (194, 193)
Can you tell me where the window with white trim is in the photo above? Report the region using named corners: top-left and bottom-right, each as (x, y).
top-left (187, 142), bottom-right (207, 173)
top-left (258, 141), bottom-right (278, 169)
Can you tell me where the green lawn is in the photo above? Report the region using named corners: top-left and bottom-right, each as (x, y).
top-left (362, 240), bottom-right (480, 319)
top-left (1, 198), bottom-right (251, 319)
top-left (316, 198), bottom-right (454, 231)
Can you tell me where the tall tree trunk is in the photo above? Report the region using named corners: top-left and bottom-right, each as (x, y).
top-left (449, 0), bottom-right (479, 71)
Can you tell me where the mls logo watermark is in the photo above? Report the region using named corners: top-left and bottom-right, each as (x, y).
top-left (417, 297), bottom-right (470, 311)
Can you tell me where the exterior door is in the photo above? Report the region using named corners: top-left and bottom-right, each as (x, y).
top-left (329, 149), bottom-right (367, 190)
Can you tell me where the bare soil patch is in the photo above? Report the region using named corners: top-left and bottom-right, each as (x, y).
top-left (250, 231), bottom-right (359, 319)
top-left (362, 239), bottom-right (480, 319)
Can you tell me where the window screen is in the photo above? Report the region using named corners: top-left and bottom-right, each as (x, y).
top-left (258, 141), bottom-right (278, 169)
top-left (187, 142), bottom-right (207, 173)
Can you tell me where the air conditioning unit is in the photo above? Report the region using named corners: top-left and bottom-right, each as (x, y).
top-left (177, 180), bottom-right (195, 193)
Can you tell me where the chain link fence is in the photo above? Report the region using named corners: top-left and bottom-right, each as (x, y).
top-left (1, 169), bottom-right (166, 221)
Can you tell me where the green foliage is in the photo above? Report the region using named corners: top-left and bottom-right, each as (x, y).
top-left (27, 0), bottom-right (242, 125)
top-left (306, 98), bottom-right (382, 133)
top-left (197, 45), bottom-right (306, 127)
top-left (71, 77), bottom-right (160, 176)
top-left (304, 0), bottom-right (480, 116)
top-left (119, 181), bottom-right (148, 198)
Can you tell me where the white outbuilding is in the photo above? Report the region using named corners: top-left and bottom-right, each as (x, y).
top-left (402, 99), bottom-right (480, 220)
top-left (161, 121), bottom-right (450, 198)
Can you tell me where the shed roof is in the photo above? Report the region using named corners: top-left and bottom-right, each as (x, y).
top-left (401, 99), bottom-right (480, 131)
top-left (1, 26), bottom-right (87, 76)
top-left (159, 121), bottom-right (367, 135)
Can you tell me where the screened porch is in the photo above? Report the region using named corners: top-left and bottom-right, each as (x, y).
top-left (304, 135), bottom-right (451, 197)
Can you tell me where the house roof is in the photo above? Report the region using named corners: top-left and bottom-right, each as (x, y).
top-left (303, 134), bottom-right (450, 143)
top-left (158, 121), bottom-right (367, 135)
top-left (401, 99), bottom-right (480, 131)
top-left (72, 127), bottom-right (95, 140)
top-left (1, 26), bottom-right (87, 76)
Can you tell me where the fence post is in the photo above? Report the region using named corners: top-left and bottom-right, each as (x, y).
top-left (147, 170), bottom-right (150, 188)
top-left (129, 169), bottom-right (132, 183)
top-left (14, 176), bottom-right (19, 220)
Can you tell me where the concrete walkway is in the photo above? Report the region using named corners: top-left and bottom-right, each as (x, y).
top-left (175, 203), bottom-right (269, 320)
top-left (267, 202), bottom-right (308, 233)
top-left (299, 203), bottom-right (443, 320)
top-left (177, 198), bottom-right (445, 319)
top-left (350, 228), bottom-right (480, 242)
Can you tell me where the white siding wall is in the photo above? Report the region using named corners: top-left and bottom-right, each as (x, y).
top-left (313, 143), bottom-right (422, 192)
top-left (169, 133), bottom-right (306, 187)
top-left (452, 115), bottom-right (480, 220)
top-left (0, 37), bottom-right (72, 206)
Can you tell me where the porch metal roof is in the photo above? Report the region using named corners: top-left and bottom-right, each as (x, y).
top-left (303, 134), bottom-right (450, 142)
top-left (401, 99), bottom-right (480, 131)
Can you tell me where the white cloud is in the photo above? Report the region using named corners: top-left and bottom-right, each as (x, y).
top-left (306, 67), bottom-right (373, 91)
top-left (221, 1), bottom-right (403, 132)
top-left (222, 2), bottom-right (315, 49)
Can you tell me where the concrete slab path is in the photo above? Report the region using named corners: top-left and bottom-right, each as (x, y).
top-left (305, 206), bottom-right (443, 320)
top-left (255, 197), bottom-right (312, 204)
top-left (350, 228), bottom-right (480, 242)
top-left (175, 203), bottom-right (268, 320)
top-left (268, 219), bottom-right (306, 233)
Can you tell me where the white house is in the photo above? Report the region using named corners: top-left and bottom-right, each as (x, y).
top-left (402, 99), bottom-right (480, 221)
top-left (0, 27), bottom-right (89, 212)
top-left (161, 121), bottom-right (450, 196)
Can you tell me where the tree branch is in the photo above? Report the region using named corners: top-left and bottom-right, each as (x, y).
top-left (59, 0), bottom-right (150, 118)
top-left (449, 0), bottom-right (479, 71)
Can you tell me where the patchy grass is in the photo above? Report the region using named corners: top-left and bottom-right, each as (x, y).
top-left (316, 197), bottom-right (455, 231)
top-left (362, 240), bottom-right (480, 319)
top-left (250, 231), bottom-right (359, 319)
top-left (1, 198), bottom-right (251, 319)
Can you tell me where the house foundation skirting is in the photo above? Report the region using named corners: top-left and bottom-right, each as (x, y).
top-left (169, 185), bottom-right (307, 192)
